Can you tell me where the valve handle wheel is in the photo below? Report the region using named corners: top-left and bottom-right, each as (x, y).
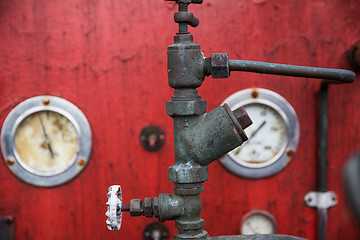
top-left (106, 185), bottom-right (123, 231)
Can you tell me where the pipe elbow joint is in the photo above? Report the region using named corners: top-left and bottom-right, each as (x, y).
top-left (154, 193), bottom-right (203, 225)
top-left (185, 104), bottom-right (251, 166)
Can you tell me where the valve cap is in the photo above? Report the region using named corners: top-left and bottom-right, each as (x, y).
top-left (233, 107), bottom-right (252, 130)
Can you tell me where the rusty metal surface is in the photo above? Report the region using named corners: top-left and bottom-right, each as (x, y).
top-left (1, 0), bottom-right (360, 239)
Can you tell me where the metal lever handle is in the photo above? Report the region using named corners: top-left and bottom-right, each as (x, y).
top-left (208, 53), bottom-right (356, 83)
top-left (174, 12), bottom-right (199, 27)
top-left (229, 60), bottom-right (355, 83)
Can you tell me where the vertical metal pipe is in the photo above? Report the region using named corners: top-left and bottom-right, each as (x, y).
top-left (318, 82), bottom-right (329, 192)
top-left (317, 82), bottom-right (329, 240)
top-left (317, 208), bottom-right (327, 240)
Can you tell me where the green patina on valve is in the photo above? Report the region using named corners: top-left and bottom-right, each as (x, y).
top-left (119, 1), bottom-right (252, 239)
top-left (164, 33), bottom-right (251, 238)
top-left (115, 0), bottom-right (354, 238)
top-left (108, 1), bottom-right (354, 240)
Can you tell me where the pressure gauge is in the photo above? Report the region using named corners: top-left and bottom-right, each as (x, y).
top-left (220, 88), bottom-right (299, 179)
top-left (1, 96), bottom-right (92, 187)
top-left (240, 210), bottom-right (277, 235)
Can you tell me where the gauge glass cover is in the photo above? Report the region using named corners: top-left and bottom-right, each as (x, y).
top-left (220, 88), bottom-right (300, 179)
top-left (230, 103), bottom-right (287, 168)
top-left (14, 111), bottom-right (79, 175)
top-left (241, 210), bottom-right (277, 235)
top-left (1, 96), bottom-right (91, 187)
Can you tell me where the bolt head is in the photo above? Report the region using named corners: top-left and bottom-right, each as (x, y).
top-left (42, 97), bottom-right (50, 105)
top-left (6, 158), bottom-right (15, 166)
top-left (233, 107), bottom-right (252, 130)
top-left (174, 34), bottom-right (193, 43)
top-left (78, 158), bottom-right (85, 166)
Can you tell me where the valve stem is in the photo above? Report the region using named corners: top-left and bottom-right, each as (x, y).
top-left (121, 205), bottom-right (130, 211)
top-left (178, 3), bottom-right (188, 33)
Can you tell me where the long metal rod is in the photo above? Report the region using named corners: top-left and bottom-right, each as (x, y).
top-left (229, 60), bottom-right (355, 83)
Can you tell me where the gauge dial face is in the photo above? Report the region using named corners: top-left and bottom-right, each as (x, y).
top-left (14, 111), bottom-right (79, 175)
top-left (241, 211), bottom-right (277, 235)
top-left (231, 103), bottom-right (287, 168)
top-left (1, 95), bottom-right (92, 187)
top-left (220, 88), bottom-right (299, 179)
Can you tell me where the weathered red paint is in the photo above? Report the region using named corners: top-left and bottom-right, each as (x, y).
top-left (0, 0), bottom-right (360, 239)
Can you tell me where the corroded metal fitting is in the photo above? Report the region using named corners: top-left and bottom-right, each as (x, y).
top-left (130, 199), bottom-right (143, 216)
top-left (232, 107), bottom-right (253, 130)
top-left (167, 39), bottom-right (205, 88)
top-left (174, 34), bottom-right (193, 43)
top-left (174, 12), bottom-right (199, 27)
top-left (224, 104), bottom-right (251, 138)
top-left (181, 104), bottom-right (250, 166)
top-left (174, 183), bottom-right (204, 195)
top-left (143, 198), bottom-right (154, 217)
top-left (128, 198), bottom-right (154, 217)
top-left (166, 90), bottom-right (207, 116)
top-left (211, 53), bottom-right (230, 78)
top-left (166, 100), bottom-right (207, 116)
top-left (168, 163), bottom-right (209, 183)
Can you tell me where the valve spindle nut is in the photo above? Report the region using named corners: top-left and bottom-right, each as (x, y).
top-left (211, 53), bottom-right (230, 78)
top-left (130, 199), bottom-right (143, 216)
top-left (143, 198), bottom-right (153, 217)
top-left (233, 107), bottom-right (253, 130)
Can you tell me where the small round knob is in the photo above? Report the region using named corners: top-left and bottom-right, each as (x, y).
top-left (106, 185), bottom-right (123, 231)
top-left (347, 41), bottom-right (360, 71)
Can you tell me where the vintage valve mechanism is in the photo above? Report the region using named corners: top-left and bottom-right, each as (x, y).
top-left (106, 0), bottom-right (355, 239)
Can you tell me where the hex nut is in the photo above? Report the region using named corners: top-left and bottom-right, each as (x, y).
top-left (166, 100), bottom-right (207, 116)
top-left (211, 53), bottom-right (230, 78)
top-left (130, 199), bottom-right (142, 216)
top-left (174, 34), bottom-right (193, 43)
top-left (175, 219), bottom-right (205, 230)
top-left (168, 164), bottom-right (209, 183)
top-left (143, 198), bottom-right (153, 217)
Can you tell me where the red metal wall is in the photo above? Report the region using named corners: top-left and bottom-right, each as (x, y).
top-left (1, 0), bottom-right (360, 239)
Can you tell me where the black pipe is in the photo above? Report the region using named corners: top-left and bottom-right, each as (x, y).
top-left (229, 60), bottom-right (355, 83)
top-left (317, 208), bottom-right (327, 240)
top-left (316, 82), bottom-right (331, 240)
top-left (318, 82), bottom-right (329, 193)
